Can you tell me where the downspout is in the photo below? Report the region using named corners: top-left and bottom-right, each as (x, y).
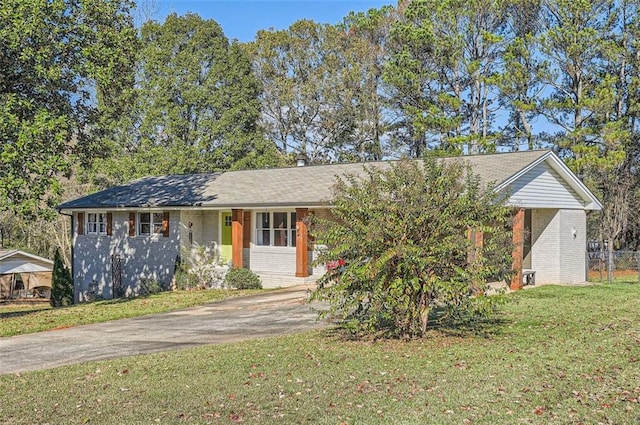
top-left (57, 209), bottom-right (76, 304)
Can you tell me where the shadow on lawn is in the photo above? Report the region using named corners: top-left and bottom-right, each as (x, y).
top-left (318, 307), bottom-right (511, 341)
top-left (430, 315), bottom-right (510, 339)
top-left (0, 293), bottom-right (158, 320)
top-left (0, 308), bottom-right (49, 320)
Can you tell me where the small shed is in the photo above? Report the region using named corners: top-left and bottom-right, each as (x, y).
top-left (0, 250), bottom-right (54, 300)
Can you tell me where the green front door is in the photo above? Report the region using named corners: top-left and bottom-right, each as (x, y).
top-left (220, 212), bottom-right (232, 262)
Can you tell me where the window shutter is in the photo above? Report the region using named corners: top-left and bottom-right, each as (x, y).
top-left (243, 211), bottom-right (251, 248)
top-left (77, 212), bottom-right (84, 235)
top-left (106, 213), bottom-right (113, 236)
top-left (129, 212), bottom-right (136, 237)
top-left (162, 211), bottom-right (170, 237)
top-left (308, 210), bottom-right (315, 250)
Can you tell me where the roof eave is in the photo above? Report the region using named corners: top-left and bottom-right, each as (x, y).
top-left (57, 202), bottom-right (332, 213)
top-left (0, 250), bottom-right (54, 265)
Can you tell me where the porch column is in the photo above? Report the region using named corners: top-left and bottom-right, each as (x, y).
top-left (232, 209), bottom-right (243, 269)
top-left (296, 208), bottom-right (309, 278)
top-left (466, 227), bottom-right (484, 263)
top-left (511, 208), bottom-right (525, 290)
top-left (475, 229), bottom-right (484, 250)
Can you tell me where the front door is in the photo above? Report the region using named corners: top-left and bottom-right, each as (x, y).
top-left (220, 212), bottom-right (232, 262)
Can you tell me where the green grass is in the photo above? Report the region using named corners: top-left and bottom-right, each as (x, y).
top-left (0, 289), bottom-right (263, 337)
top-left (1, 283), bottom-right (640, 424)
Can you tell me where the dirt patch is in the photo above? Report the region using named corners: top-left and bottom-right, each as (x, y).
top-left (588, 269), bottom-right (638, 280)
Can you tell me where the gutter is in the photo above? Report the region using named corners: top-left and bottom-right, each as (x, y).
top-left (57, 203), bottom-right (332, 212)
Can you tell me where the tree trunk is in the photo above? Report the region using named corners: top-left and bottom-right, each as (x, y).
top-left (419, 290), bottom-right (429, 334)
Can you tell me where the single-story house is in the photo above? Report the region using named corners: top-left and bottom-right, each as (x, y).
top-left (0, 250), bottom-right (54, 301)
top-left (57, 150), bottom-right (602, 301)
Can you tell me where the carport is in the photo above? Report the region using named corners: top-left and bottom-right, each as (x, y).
top-left (0, 250), bottom-right (53, 300)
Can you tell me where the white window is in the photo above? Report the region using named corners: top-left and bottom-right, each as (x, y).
top-left (87, 213), bottom-right (107, 235)
top-left (256, 212), bottom-right (296, 247)
top-left (139, 212), bottom-right (164, 236)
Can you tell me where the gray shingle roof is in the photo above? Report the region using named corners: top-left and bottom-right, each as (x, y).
top-left (58, 150), bottom-right (551, 210)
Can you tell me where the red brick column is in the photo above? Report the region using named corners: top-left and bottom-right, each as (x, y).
top-left (511, 208), bottom-right (525, 290)
top-left (467, 228), bottom-right (484, 263)
top-left (475, 230), bottom-right (484, 251)
top-left (296, 208), bottom-right (309, 278)
top-left (232, 209), bottom-right (243, 269)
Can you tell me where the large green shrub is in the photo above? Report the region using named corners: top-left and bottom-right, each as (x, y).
top-left (224, 267), bottom-right (262, 289)
top-left (50, 249), bottom-right (73, 307)
top-left (311, 158), bottom-right (514, 338)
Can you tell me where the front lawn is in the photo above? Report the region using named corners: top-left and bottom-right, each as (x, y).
top-left (0, 289), bottom-right (263, 337)
top-left (1, 283), bottom-right (639, 424)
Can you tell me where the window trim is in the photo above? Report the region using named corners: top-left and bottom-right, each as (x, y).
top-left (255, 211), bottom-right (297, 248)
top-left (86, 212), bottom-right (108, 236)
top-left (137, 211), bottom-right (167, 237)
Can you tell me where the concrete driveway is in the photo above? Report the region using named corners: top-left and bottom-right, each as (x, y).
top-left (0, 285), bottom-right (328, 375)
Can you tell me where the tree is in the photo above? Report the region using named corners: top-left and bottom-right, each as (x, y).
top-left (338, 6), bottom-right (399, 161)
top-left (496, 0), bottom-right (546, 151)
top-left (0, 0), bottom-right (137, 216)
top-left (538, 0), bottom-right (640, 271)
top-left (252, 20), bottom-right (345, 162)
top-left (0, 175), bottom-right (90, 267)
top-left (92, 13), bottom-right (282, 186)
top-left (51, 249), bottom-right (73, 307)
top-left (252, 17), bottom-right (399, 163)
top-left (538, 0), bottom-right (618, 155)
top-left (384, 0), bottom-right (509, 157)
top-left (310, 159), bottom-right (513, 338)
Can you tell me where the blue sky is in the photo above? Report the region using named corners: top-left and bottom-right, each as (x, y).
top-left (152, 1), bottom-right (392, 42)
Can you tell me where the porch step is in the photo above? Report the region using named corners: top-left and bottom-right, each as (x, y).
top-left (255, 272), bottom-right (319, 289)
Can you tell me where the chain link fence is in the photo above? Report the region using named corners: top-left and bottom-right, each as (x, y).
top-left (587, 247), bottom-right (640, 283)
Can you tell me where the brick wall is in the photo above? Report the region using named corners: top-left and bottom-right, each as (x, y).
top-left (529, 208), bottom-right (586, 284)
top-left (559, 209), bottom-right (587, 283)
top-left (530, 208), bottom-right (560, 283)
top-left (74, 211), bottom-right (180, 300)
top-left (249, 247), bottom-right (297, 274)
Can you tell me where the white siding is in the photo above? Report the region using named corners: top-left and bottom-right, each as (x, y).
top-left (507, 163), bottom-right (585, 209)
